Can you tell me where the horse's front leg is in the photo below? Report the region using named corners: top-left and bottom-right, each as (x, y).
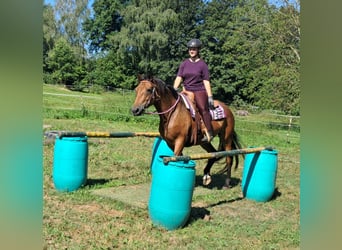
top-left (173, 138), bottom-right (185, 156)
top-left (200, 143), bottom-right (217, 186)
top-left (203, 159), bottom-right (215, 186)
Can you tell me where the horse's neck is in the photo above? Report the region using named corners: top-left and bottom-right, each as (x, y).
top-left (155, 93), bottom-right (178, 113)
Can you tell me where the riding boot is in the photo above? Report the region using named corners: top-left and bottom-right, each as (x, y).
top-left (201, 130), bottom-right (213, 143)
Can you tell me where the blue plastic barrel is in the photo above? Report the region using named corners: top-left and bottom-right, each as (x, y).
top-left (53, 136), bottom-right (88, 192)
top-left (149, 155), bottom-right (196, 230)
top-left (150, 137), bottom-right (174, 174)
top-left (241, 148), bottom-right (278, 202)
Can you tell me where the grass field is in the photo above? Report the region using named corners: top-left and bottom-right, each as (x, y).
top-left (43, 84), bottom-right (300, 249)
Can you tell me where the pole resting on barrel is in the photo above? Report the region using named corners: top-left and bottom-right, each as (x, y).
top-left (162, 146), bottom-right (274, 164)
top-left (45, 131), bottom-right (160, 138)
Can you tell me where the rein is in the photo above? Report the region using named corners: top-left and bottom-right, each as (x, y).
top-left (146, 94), bottom-right (180, 115)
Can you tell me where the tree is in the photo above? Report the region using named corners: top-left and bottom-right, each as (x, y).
top-left (55, 0), bottom-right (90, 62)
top-left (46, 37), bottom-right (79, 85)
top-left (83, 0), bottom-right (206, 87)
top-left (44, 0), bottom-right (300, 114)
top-left (83, 0), bottom-right (126, 53)
top-left (200, 0), bottom-right (300, 114)
top-left (247, 1), bottom-right (300, 114)
top-left (108, 0), bottom-right (205, 83)
top-left (108, 0), bottom-right (176, 76)
top-left (43, 0), bottom-right (91, 86)
top-left (43, 3), bottom-right (59, 73)
top-left (164, 0), bottom-right (206, 82)
top-left (199, 0), bottom-right (243, 103)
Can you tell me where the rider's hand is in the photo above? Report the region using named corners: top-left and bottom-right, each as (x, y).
top-left (208, 96), bottom-right (215, 110)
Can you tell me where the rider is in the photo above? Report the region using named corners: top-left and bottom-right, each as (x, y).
top-left (173, 38), bottom-right (215, 142)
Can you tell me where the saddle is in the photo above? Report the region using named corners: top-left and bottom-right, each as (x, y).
top-left (180, 90), bottom-right (226, 144)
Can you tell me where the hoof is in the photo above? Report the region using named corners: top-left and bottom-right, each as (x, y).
top-left (203, 214), bottom-right (212, 221)
top-left (224, 179), bottom-right (231, 189)
top-left (202, 174), bottom-right (212, 186)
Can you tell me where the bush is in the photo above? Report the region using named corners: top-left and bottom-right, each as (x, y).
top-left (43, 73), bottom-right (54, 84)
top-left (88, 84), bottom-right (105, 94)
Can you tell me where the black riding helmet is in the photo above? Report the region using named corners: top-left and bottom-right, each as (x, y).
top-left (187, 39), bottom-right (202, 49)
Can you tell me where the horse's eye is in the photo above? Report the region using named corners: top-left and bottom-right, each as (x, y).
top-left (147, 88), bottom-right (153, 93)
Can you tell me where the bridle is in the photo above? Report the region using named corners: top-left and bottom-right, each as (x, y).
top-left (144, 87), bottom-right (156, 109)
top-left (145, 87), bottom-right (181, 115)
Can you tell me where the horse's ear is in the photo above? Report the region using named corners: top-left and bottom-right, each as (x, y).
top-left (146, 72), bottom-right (153, 81)
top-left (137, 74), bottom-right (143, 82)
top-left (137, 73), bottom-right (153, 81)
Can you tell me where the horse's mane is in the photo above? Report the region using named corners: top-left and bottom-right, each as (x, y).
top-left (143, 75), bottom-right (178, 99)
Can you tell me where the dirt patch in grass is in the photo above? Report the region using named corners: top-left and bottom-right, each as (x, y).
top-left (72, 203), bottom-right (124, 218)
top-left (91, 182), bottom-right (222, 209)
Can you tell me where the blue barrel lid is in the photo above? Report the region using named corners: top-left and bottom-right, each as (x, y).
top-left (57, 136), bottom-right (88, 142)
top-left (248, 146), bottom-right (278, 155)
top-left (260, 149), bottom-right (278, 155)
top-left (158, 157), bottom-right (196, 169)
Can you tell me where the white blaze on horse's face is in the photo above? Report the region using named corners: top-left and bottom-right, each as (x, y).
top-left (131, 80), bottom-right (155, 116)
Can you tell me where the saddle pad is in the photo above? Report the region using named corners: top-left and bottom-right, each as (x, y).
top-left (180, 94), bottom-right (226, 120)
top-left (210, 105), bottom-right (226, 120)
top-left (180, 93), bottom-right (196, 117)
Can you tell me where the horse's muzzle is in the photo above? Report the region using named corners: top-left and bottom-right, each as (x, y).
top-left (131, 106), bottom-right (144, 116)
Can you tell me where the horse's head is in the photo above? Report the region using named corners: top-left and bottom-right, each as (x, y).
top-left (131, 76), bottom-right (158, 116)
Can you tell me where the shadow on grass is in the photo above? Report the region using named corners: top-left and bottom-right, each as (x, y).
top-left (187, 172), bottom-right (281, 226)
top-left (85, 178), bottom-right (113, 188)
top-left (187, 196), bottom-right (244, 227)
top-left (270, 187), bottom-right (282, 200)
top-left (189, 206), bottom-right (210, 220)
top-left (206, 196), bottom-right (244, 208)
top-left (187, 175), bottom-right (245, 226)
top-left (195, 174), bottom-right (241, 189)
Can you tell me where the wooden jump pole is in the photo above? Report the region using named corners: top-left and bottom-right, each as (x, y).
top-left (45, 131), bottom-right (160, 138)
top-left (162, 146), bottom-right (275, 164)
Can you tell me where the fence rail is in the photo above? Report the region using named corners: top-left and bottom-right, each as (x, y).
top-left (43, 90), bottom-right (300, 145)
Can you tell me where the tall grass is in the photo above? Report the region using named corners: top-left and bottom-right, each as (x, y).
top-left (43, 84), bottom-right (300, 249)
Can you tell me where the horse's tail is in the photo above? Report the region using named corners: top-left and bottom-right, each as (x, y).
top-left (216, 130), bottom-right (243, 174)
top-left (232, 130), bottom-right (243, 170)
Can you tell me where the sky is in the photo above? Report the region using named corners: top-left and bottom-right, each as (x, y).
top-left (44, 0), bottom-right (94, 7)
top-left (44, 0), bottom-right (299, 9)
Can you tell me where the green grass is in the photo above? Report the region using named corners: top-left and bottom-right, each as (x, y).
top-left (43, 84), bottom-right (300, 249)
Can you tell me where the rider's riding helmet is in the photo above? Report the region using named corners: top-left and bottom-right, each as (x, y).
top-left (187, 39), bottom-right (202, 49)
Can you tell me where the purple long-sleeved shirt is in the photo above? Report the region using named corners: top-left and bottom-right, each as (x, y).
top-left (177, 58), bottom-right (210, 92)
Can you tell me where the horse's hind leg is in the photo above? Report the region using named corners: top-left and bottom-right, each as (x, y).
top-left (222, 134), bottom-right (234, 189)
top-left (223, 155), bottom-right (233, 189)
top-left (203, 151), bottom-right (233, 188)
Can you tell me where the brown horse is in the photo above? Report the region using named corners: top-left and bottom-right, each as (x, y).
top-left (131, 75), bottom-right (242, 188)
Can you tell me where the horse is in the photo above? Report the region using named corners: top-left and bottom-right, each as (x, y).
top-left (131, 75), bottom-right (243, 188)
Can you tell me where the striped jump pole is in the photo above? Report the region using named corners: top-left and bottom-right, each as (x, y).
top-left (45, 131), bottom-right (160, 138)
top-left (162, 146), bottom-right (274, 164)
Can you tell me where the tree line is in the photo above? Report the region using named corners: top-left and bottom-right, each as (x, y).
top-left (43, 0), bottom-right (300, 115)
